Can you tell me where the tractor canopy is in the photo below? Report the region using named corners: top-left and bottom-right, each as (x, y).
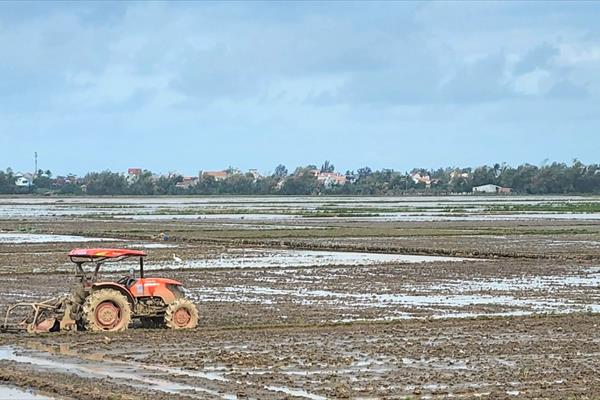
top-left (69, 248), bottom-right (148, 280)
top-left (69, 248), bottom-right (146, 259)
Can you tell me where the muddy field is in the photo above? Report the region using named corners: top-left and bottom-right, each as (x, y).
top-left (0, 195), bottom-right (599, 399)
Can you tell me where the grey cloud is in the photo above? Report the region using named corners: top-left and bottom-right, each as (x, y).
top-left (441, 53), bottom-right (511, 103)
top-left (513, 43), bottom-right (559, 75)
top-left (0, 2), bottom-right (598, 115)
top-left (332, 60), bottom-right (443, 105)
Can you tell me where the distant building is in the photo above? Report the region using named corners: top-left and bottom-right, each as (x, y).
top-left (14, 172), bottom-right (34, 188)
top-left (450, 171), bottom-right (470, 180)
top-left (15, 176), bottom-right (32, 187)
top-left (53, 176), bottom-right (67, 187)
top-left (411, 172), bottom-right (433, 188)
top-left (472, 184), bottom-right (512, 194)
top-left (317, 172), bottom-right (347, 188)
top-left (175, 176), bottom-right (198, 189)
top-left (202, 171), bottom-right (229, 181)
top-left (127, 168), bottom-right (143, 183)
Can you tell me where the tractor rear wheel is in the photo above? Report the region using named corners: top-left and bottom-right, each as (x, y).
top-left (82, 289), bottom-right (132, 332)
top-left (164, 299), bottom-right (198, 329)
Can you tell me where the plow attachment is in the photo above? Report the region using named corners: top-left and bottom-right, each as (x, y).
top-left (1, 296), bottom-right (77, 334)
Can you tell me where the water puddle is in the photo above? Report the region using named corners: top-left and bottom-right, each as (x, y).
top-left (1, 196), bottom-right (598, 223)
top-left (191, 285), bottom-right (570, 311)
top-left (265, 385), bottom-right (326, 400)
top-left (0, 385), bottom-right (53, 399)
top-left (97, 248), bottom-right (474, 273)
top-left (365, 212), bottom-right (600, 222)
top-left (427, 270), bottom-right (600, 293)
top-left (0, 233), bottom-right (120, 244)
top-left (0, 345), bottom-right (235, 399)
top-left (0, 345), bottom-right (329, 400)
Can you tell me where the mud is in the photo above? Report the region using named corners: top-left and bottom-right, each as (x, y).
top-left (0, 196), bottom-right (599, 398)
top-left (2, 314), bottom-right (600, 399)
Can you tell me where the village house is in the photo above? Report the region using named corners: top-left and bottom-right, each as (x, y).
top-left (411, 172), bottom-right (433, 188)
top-left (202, 171), bottom-right (229, 181)
top-left (450, 171), bottom-right (470, 180)
top-left (127, 168), bottom-right (142, 183)
top-left (317, 172), bottom-right (347, 188)
top-left (53, 176), bottom-right (67, 187)
top-left (175, 176), bottom-right (199, 189)
top-left (472, 184), bottom-right (512, 194)
top-left (15, 176), bottom-right (32, 187)
top-left (53, 174), bottom-right (79, 187)
top-left (14, 172), bottom-right (34, 187)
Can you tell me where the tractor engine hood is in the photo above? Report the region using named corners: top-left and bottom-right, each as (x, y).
top-left (138, 278), bottom-right (183, 286)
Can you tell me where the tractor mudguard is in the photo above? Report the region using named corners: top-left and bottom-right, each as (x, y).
top-left (92, 282), bottom-right (136, 308)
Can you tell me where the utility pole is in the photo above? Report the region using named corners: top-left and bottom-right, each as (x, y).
top-left (34, 152), bottom-right (38, 178)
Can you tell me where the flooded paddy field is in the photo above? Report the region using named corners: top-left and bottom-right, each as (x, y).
top-left (1, 195), bottom-right (599, 221)
top-left (0, 195), bottom-right (599, 398)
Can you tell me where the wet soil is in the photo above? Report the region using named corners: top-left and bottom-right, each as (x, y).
top-left (1, 196), bottom-right (600, 398)
top-left (1, 314), bottom-right (600, 399)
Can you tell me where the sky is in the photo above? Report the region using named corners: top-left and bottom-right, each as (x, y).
top-left (1, 1), bottom-right (599, 176)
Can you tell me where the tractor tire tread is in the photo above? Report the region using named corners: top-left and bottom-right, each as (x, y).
top-left (82, 289), bottom-right (132, 332)
top-left (165, 298), bottom-right (199, 330)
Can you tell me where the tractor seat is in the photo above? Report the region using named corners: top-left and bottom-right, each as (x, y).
top-left (117, 276), bottom-right (137, 288)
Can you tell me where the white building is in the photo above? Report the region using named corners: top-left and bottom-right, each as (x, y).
top-left (317, 172), bottom-right (347, 188)
top-left (15, 176), bottom-right (32, 187)
top-left (472, 184), bottom-right (511, 194)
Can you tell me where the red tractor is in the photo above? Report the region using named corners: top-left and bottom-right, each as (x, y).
top-left (2, 248), bottom-right (198, 333)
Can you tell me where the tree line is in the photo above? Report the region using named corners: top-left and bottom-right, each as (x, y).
top-left (0, 160), bottom-right (599, 195)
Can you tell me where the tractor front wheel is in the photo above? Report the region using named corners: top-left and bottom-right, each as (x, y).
top-left (164, 299), bottom-right (198, 329)
top-left (82, 289), bottom-right (132, 332)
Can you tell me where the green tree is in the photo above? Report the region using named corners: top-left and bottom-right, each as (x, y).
top-left (357, 167), bottom-right (372, 179)
top-left (129, 170), bottom-right (155, 195)
top-left (280, 170), bottom-right (318, 195)
top-left (472, 166), bottom-right (496, 187)
top-left (58, 183), bottom-right (83, 195)
top-left (84, 171), bottom-right (128, 195)
top-left (33, 170), bottom-right (53, 189)
top-left (0, 169), bottom-right (16, 194)
top-left (273, 164), bottom-right (288, 178)
top-left (320, 160), bottom-right (335, 173)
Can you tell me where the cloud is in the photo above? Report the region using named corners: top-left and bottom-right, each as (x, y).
top-left (441, 53), bottom-right (512, 103)
top-left (1, 2), bottom-right (598, 110)
top-left (0, 2), bottom-right (599, 174)
top-left (513, 43), bottom-right (559, 75)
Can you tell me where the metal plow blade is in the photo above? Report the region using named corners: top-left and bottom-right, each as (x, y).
top-left (1, 296), bottom-right (76, 334)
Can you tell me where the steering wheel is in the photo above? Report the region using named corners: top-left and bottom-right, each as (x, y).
top-left (117, 276), bottom-right (136, 287)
